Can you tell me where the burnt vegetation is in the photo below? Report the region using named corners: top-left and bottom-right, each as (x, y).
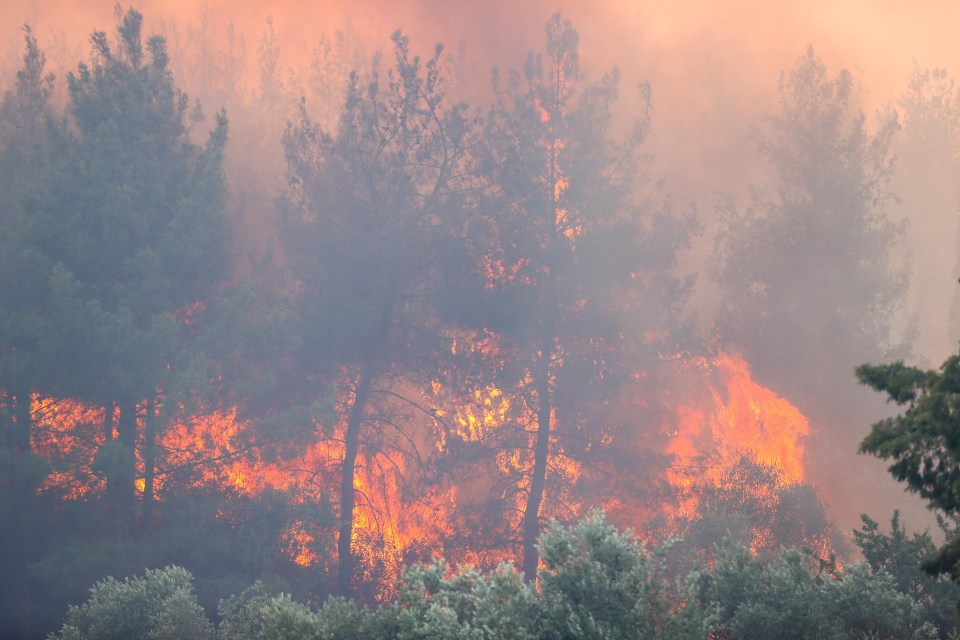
top-left (1, 6), bottom-right (960, 639)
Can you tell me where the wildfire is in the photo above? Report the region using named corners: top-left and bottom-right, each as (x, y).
top-left (451, 385), bottom-right (510, 444)
top-left (664, 347), bottom-right (811, 517)
top-left (281, 520), bottom-right (321, 567)
top-left (22, 341), bottom-right (817, 594)
top-left (32, 396), bottom-right (107, 500)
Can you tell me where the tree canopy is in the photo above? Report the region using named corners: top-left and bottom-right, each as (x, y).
top-left (857, 355), bottom-right (960, 603)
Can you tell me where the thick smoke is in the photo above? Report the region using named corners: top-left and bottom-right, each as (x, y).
top-left (3, 0), bottom-right (957, 539)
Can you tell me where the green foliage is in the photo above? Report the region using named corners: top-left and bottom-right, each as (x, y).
top-left (21, 6), bottom-right (230, 412)
top-left (0, 23), bottom-right (58, 639)
top-left (48, 566), bottom-right (213, 640)
top-left (219, 582), bottom-right (378, 640)
top-left (537, 511), bottom-right (674, 640)
top-left (854, 512), bottom-right (960, 638)
top-left (217, 583), bottom-right (275, 640)
top-left (3, 6), bottom-right (234, 536)
top-left (856, 350), bottom-right (960, 605)
top-left (44, 512), bottom-right (960, 640)
top-left (0, 22), bottom-right (56, 408)
top-left (388, 560), bottom-right (537, 640)
top-left (858, 357), bottom-right (960, 516)
top-left (682, 544), bottom-right (934, 640)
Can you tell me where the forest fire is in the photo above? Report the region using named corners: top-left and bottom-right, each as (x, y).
top-left (7, 5), bottom-right (948, 636)
top-left (32, 397), bottom-right (107, 500)
top-left (664, 348), bottom-right (810, 517)
top-left (23, 342), bottom-right (816, 593)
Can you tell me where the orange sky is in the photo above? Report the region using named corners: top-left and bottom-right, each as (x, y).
top-left (5, 1), bottom-right (959, 91)
top-left (5, 1), bottom-right (958, 196)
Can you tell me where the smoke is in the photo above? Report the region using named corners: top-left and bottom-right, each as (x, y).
top-left (3, 0), bottom-right (956, 539)
top-left (5, 1), bottom-right (958, 209)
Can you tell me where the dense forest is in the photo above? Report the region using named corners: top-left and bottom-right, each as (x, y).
top-left (3, 5), bottom-right (960, 638)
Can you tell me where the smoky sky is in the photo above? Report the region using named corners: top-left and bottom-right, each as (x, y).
top-left (5, 0), bottom-right (959, 211)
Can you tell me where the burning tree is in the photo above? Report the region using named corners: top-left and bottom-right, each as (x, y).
top-left (0, 10), bottom-right (876, 628)
top-left (280, 31), bottom-right (478, 596)
top-left (469, 13), bottom-right (698, 581)
top-left (12, 8), bottom-right (229, 530)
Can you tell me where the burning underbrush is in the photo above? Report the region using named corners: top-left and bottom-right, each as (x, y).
top-left (20, 341), bottom-right (838, 598)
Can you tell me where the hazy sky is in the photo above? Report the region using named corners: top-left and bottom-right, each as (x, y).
top-left (5, 1), bottom-right (958, 206)
top-left (5, 1), bottom-right (959, 100)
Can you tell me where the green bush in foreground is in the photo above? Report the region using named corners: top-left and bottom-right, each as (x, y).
top-left (48, 512), bottom-right (960, 640)
top-left (51, 566), bottom-right (213, 640)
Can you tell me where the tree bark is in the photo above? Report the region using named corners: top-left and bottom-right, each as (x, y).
top-left (336, 363), bottom-right (374, 597)
top-left (521, 106), bottom-right (562, 583)
top-left (11, 383), bottom-right (31, 457)
top-left (141, 399), bottom-right (157, 531)
top-left (115, 397), bottom-right (138, 533)
top-left (521, 349), bottom-right (552, 583)
top-left (336, 293), bottom-right (394, 598)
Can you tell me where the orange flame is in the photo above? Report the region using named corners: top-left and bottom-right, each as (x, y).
top-left (21, 342), bottom-right (816, 594)
top-left (665, 348), bottom-right (810, 517)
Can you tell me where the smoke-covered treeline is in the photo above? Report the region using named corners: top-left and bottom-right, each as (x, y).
top-left (3, 4), bottom-right (960, 638)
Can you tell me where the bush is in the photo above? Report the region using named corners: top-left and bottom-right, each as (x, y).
top-left (49, 565), bottom-right (213, 640)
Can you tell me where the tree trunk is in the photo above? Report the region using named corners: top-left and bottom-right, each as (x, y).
top-left (336, 292), bottom-right (394, 598)
top-left (114, 398), bottom-right (138, 533)
top-left (521, 120), bottom-right (561, 582)
top-left (141, 399), bottom-right (157, 531)
top-left (336, 363), bottom-right (374, 597)
top-left (521, 350), bottom-right (552, 583)
top-left (103, 402), bottom-right (119, 514)
top-left (11, 383), bottom-right (31, 457)
top-left (0, 382), bottom-right (34, 639)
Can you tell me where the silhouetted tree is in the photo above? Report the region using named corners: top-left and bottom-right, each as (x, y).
top-left (280, 30), bottom-right (478, 596)
top-left (24, 8), bottom-right (229, 531)
top-left (0, 24), bottom-right (56, 639)
top-left (0, 24), bottom-right (55, 467)
top-left (473, 13), bottom-right (697, 581)
top-left (47, 566), bottom-right (214, 640)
